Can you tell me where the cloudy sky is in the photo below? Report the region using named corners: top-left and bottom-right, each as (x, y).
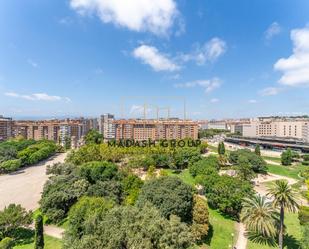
top-left (0, 0), bottom-right (309, 119)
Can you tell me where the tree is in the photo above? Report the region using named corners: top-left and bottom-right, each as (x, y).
top-left (241, 195), bottom-right (279, 238)
top-left (67, 196), bottom-right (114, 239)
top-left (267, 180), bottom-right (299, 249)
top-left (34, 214), bottom-right (44, 249)
top-left (198, 173), bottom-right (253, 217)
top-left (84, 130), bottom-right (103, 145)
top-left (63, 204), bottom-right (194, 249)
top-left (281, 148), bottom-right (293, 166)
top-left (191, 195), bottom-right (209, 241)
top-left (236, 155), bottom-right (256, 181)
top-left (137, 177), bottom-right (194, 222)
top-left (218, 142), bottom-right (225, 155)
top-left (255, 144), bottom-right (261, 156)
top-left (189, 155), bottom-right (219, 177)
top-left (299, 206), bottom-right (309, 225)
top-left (0, 204), bottom-right (32, 238)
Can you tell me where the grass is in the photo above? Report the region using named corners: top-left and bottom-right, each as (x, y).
top-left (202, 208), bottom-right (237, 249)
top-left (14, 235), bottom-right (62, 249)
top-left (161, 168), bottom-right (196, 187)
top-left (267, 164), bottom-right (306, 180)
top-left (262, 156), bottom-right (282, 163)
top-left (247, 212), bottom-right (301, 249)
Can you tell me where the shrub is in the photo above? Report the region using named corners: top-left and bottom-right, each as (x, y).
top-left (299, 206), bottom-right (309, 225)
top-left (303, 154), bottom-right (309, 161)
top-left (191, 195), bottom-right (209, 241)
top-left (0, 237), bottom-right (13, 249)
top-left (0, 159), bottom-right (22, 173)
top-left (302, 161), bottom-right (309, 166)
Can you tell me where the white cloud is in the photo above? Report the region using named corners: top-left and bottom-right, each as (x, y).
top-left (259, 87), bottom-right (281, 96)
top-left (248, 99), bottom-right (257, 104)
top-left (265, 22), bottom-right (281, 40)
top-left (210, 98), bottom-right (219, 103)
top-left (180, 38), bottom-right (227, 65)
top-left (27, 59), bottom-right (38, 68)
top-left (70, 0), bottom-right (178, 36)
top-left (174, 78), bottom-right (221, 93)
top-left (133, 45), bottom-right (180, 72)
top-left (274, 26), bottom-right (309, 86)
top-left (4, 92), bottom-right (70, 102)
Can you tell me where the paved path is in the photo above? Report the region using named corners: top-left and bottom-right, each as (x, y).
top-left (234, 173), bottom-right (303, 249)
top-left (0, 153), bottom-right (66, 211)
top-left (0, 153), bottom-right (67, 239)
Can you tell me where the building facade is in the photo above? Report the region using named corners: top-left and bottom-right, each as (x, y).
top-left (241, 117), bottom-right (309, 143)
top-left (0, 115), bottom-right (12, 141)
top-left (99, 114), bottom-right (116, 140)
top-left (114, 119), bottom-right (198, 141)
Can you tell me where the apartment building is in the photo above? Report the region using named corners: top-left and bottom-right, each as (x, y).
top-left (99, 114), bottom-right (116, 140)
top-left (114, 119), bottom-right (198, 141)
top-left (0, 115), bottom-right (12, 141)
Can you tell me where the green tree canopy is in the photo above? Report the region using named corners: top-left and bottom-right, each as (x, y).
top-left (137, 177), bottom-right (194, 222)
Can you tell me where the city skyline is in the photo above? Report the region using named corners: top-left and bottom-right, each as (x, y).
top-left (1, 0), bottom-right (309, 119)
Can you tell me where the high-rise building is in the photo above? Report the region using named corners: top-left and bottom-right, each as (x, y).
top-left (99, 114), bottom-right (115, 140)
top-left (114, 119), bottom-right (198, 141)
top-left (0, 115), bottom-right (12, 141)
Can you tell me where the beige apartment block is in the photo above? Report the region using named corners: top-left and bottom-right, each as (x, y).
top-left (114, 119), bottom-right (198, 141)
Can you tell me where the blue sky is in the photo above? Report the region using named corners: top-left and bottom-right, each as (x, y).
top-left (1, 0), bottom-right (309, 119)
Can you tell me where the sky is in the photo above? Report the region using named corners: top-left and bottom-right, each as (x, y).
top-left (0, 0), bottom-right (309, 120)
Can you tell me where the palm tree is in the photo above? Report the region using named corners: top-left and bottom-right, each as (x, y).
top-left (267, 180), bottom-right (299, 249)
top-left (241, 195), bottom-right (279, 238)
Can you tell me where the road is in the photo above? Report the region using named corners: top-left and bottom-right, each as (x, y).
top-left (0, 153), bottom-right (67, 239)
top-left (0, 153), bottom-right (67, 211)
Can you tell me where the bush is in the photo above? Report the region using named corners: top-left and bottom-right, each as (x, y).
top-left (0, 237), bottom-right (13, 249)
top-left (191, 195), bottom-right (209, 241)
top-left (0, 159), bottom-right (22, 173)
top-left (189, 155), bottom-right (219, 177)
top-left (229, 149), bottom-right (267, 173)
top-left (299, 206), bottom-right (309, 225)
top-left (281, 148), bottom-right (293, 166)
top-left (302, 161), bottom-right (309, 166)
top-left (303, 154), bottom-right (309, 161)
top-left (137, 177), bottom-right (194, 222)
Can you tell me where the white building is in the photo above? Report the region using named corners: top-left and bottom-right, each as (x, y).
top-left (99, 114), bottom-right (115, 140)
top-left (242, 117), bottom-right (309, 143)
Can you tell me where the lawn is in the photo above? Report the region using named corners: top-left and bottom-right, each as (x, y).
top-left (263, 156), bottom-right (282, 163)
top-left (267, 164), bottom-right (306, 180)
top-left (203, 208), bottom-right (237, 249)
top-left (14, 235), bottom-right (62, 249)
top-left (161, 168), bottom-right (196, 187)
top-left (247, 212), bottom-right (301, 249)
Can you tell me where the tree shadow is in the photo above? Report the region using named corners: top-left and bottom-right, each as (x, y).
top-left (8, 227), bottom-right (34, 246)
top-left (284, 234), bottom-right (300, 249)
top-left (202, 224), bottom-right (214, 246)
top-left (246, 231), bottom-right (277, 247)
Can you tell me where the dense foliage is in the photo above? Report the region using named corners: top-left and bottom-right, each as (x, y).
top-left (66, 142), bottom-right (205, 170)
top-left (299, 206), bottom-right (309, 225)
top-left (281, 148), bottom-right (293, 166)
top-left (189, 155), bottom-right (219, 177)
top-left (198, 129), bottom-right (228, 138)
top-left (229, 149), bottom-right (267, 173)
top-left (84, 129), bottom-right (103, 145)
top-left (63, 204), bottom-right (194, 249)
top-left (40, 161), bottom-right (143, 223)
top-left (0, 139), bottom-right (57, 173)
top-left (137, 177), bottom-right (194, 222)
top-left (0, 204), bottom-right (32, 239)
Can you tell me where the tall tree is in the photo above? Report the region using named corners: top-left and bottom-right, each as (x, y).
top-left (218, 142), bottom-right (225, 155)
top-left (237, 155), bottom-right (256, 181)
top-left (241, 195), bottom-right (279, 238)
top-left (254, 144), bottom-right (261, 156)
top-left (34, 214), bottom-right (44, 249)
top-left (84, 129), bottom-right (103, 145)
top-left (281, 148), bottom-right (292, 166)
top-left (267, 180), bottom-right (299, 249)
